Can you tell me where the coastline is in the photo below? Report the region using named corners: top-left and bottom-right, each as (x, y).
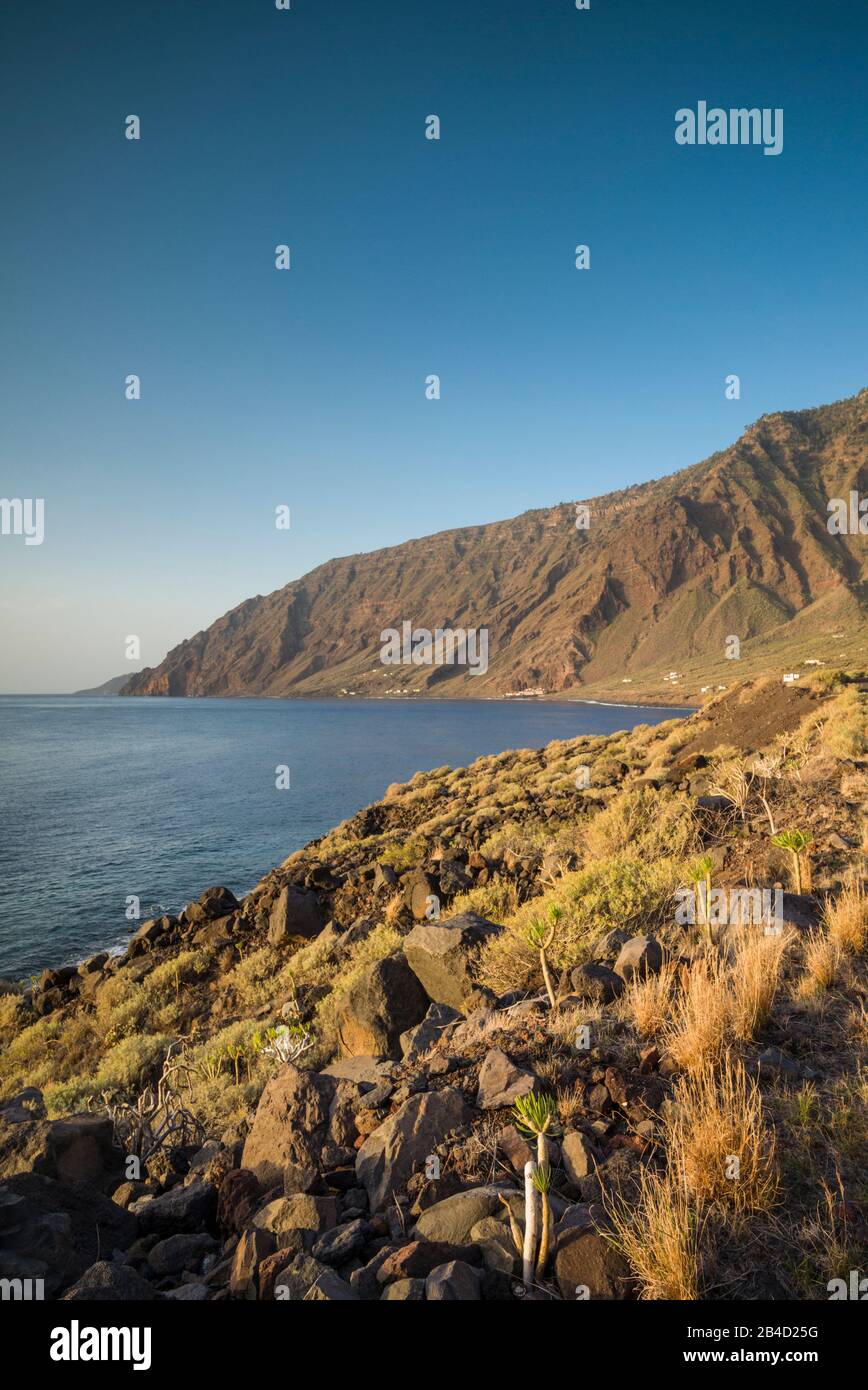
top-left (0, 673), bottom-right (864, 1307)
top-left (69, 688), bottom-right (702, 712)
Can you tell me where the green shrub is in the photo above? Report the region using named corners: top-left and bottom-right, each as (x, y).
top-left (479, 854), bottom-right (686, 994)
top-left (222, 944), bottom-right (284, 1009)
top-left (447, 879), bottom-right (520, 923)
top-left (584, 786), bottom-right (697, 863)
top-left (379, 836), bottom-right (428, 872)
top-left (479, 821), bottom-right (549, 860)
top-left (97, 1032), bottom-right (174, 1090)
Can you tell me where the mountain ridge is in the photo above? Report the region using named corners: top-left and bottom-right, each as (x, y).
top-left (121, 388), bottom-right (868, 703)
top-left (73, 673), bottom-right (139, 697)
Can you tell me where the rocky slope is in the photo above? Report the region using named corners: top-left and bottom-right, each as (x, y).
top-left (1, 674), bottom-right (865, 1301)
top-left (121, 390), bottom-right (868, 702)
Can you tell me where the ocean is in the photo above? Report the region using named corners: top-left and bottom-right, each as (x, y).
top-left (0, 695), bottom-right (693, 978)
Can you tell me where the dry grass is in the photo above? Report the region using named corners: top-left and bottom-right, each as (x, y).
top-left (556, 1081), bottom-right (584, 1125)
top-left (824, 881), bottom-right (868, 954)
top-left (798, 929), bottom-right (842, 997)
top-left (534, 1045), bottom-right (566, 1092)
top-left (546, 1000), bottom-right (619, 1054)
top-left (383, 892), bottom-right (406, 926)
top-left (727, 928), bottom-right (792, 1042)
top-left (609, 1053), bottom-right (780, 1298)
top-left (817, 685), bottom-right (867, 759)
top-left (621, 960), bottom-right (678, 1038)
top-left (667, 1058), bottom-right (779, 1222)
top-left (605, 1165), bottom-right (706, 1300)
top-left (663, 930), bottom-right (791, 1069)
top-left (787, 1177), bottom-right (858, 1297)
top-left (847, 1001), bottom-right (868, 1047)
top-left (665, 957), bottom-right (730, 1073)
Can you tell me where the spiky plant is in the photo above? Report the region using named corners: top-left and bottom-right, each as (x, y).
top-left (224, 1042), bottom-right (246, 1086)
top-left (512, 1090), bottom-right (562, 1167)
top-left (752, 753), bottom-right (785, 835)
top-left (531, 1161), bottom-right (554, 1276)
top-left (688, 855), bottom-right (714, 944)
top-left (503, 1096), bottom-right (564, 1289)
top-left (771, 829), bottom-right (813, 894)
top-left (526, 903), bottom-right (561, 1008)
top-left (521, 1160), bottom-right (538, 1289)
top-left (499, 1193), bottom-right (524, 1260)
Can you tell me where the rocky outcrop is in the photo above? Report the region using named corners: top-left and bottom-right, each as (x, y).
top-left (356, 1088), bottom-right (472, 1211)
top-left (60, 1261), bottom-right (158, 1301)
top-left (130, 1180), bottom-right (217, 1237)
top-left (0, 1104), bottom-right (123, 1188)
top-left (613, 935), bottom-right (664, 983)
top-left (569, 962), bottom-right (624, 1004)
top-left (336, 954), bottom-right (429, 1058)
top-left (266, 886), bottom-right (325, 945)
top-left (413, 1186), bottom-right (507, 1244)
top-left (0, 1173), bottom-right (138, 1297)
top-left (400, 1003), bottom-right (461, 1062)
top-left (241, 1065), bottom-right (336, 1186)
top-left (553, 1226), bottom-right (634, 1301)
top-left (475, 1048), bottom-right (536, 1110)
top-left (404, 914), bottom-right (504, 1010)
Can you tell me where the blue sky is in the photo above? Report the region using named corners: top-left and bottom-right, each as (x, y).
top-left (2, 0), bottom-right (868, 691)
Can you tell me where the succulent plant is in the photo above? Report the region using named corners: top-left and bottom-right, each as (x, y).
top-left (688, 854), bottom-right (715, 943)
top-left (512, 1090), bottom-right (562, 1163)
top-left (525, 903), bottom-right (561, 1008)
top-left (531, 1161), bottom-right (554, 1277)
top-left (504, 1101), bottom-right (562, 1287)
top-left (771, 829), bottom-right (813, 894)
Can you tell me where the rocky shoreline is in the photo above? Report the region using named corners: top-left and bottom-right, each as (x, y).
top-left (1, 674), bottom-right (865, 1301)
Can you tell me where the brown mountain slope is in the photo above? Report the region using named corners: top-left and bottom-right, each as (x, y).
top-left (122, 389), bottom-right (868, 701)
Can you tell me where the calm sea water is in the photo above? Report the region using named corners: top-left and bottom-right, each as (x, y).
top-left (0, 696), bottom-right (692, 978)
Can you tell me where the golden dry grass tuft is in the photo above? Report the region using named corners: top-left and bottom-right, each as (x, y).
top-left (665, 957), bottom-right (730, 1073)
top-left (621, 960), bottom-right (678, 1038)
top-left (605, 1165), bottom-right (706, 1300)
top-left (798, 929), bottom-right (842, 998)
top-left (824, 881), bottom-right (868, 955)
top-left (667, 1058), bottom-right (779, 1221)
top-left (727, 927), bottom-right (792, 1042)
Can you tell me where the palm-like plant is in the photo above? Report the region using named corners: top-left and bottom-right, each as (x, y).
top-left (512, 1089), bottom-right (562, 1164)
top-left (508, 1091), bottom-right (563, 1288)
top-left (224, 1042), bottom-right (246, 1086)
top-left (526, 903), bottom-right (561, 1008)
top-left (531, 1161), bottom-right (554, 1276)
top-left (771, 829), bottom-right (813, 894)
top-left (252, 1022), bottom-right (314, 1066)
top-left (688, 854), bottom-right (714, 943)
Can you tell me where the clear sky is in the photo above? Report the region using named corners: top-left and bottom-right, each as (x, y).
top-left (2, 0), bottom-right (868, 692)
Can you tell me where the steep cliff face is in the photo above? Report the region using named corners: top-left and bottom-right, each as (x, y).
top-left (122, 389), bottom-right (868, 699)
